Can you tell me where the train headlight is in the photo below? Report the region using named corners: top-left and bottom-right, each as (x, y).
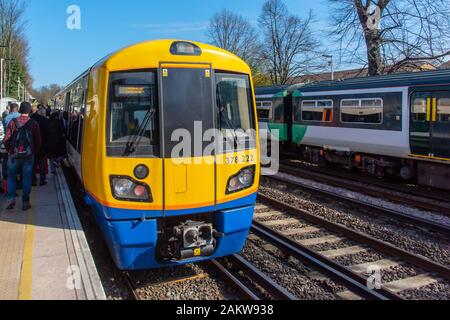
top-left (110, 176), bottom-right (152, 202)
top-left (226, 166), bottom-right (256, 194)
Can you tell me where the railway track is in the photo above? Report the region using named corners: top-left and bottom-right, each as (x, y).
top-left (121, 256), bottom-right (296, 300)
top-left (254, 194), bottom-right (450, 300)
top-left (268, 169), bottom-right (450, 234)
top-left (279, 159), bottom-right (450, 217)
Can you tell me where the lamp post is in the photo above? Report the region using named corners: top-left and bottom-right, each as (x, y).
top-left (1, 58), bottom-right (4, 103)
top-left (323, 54), bottom-right (334, 81)
top-left (0, 45), bottom-right (8, 103)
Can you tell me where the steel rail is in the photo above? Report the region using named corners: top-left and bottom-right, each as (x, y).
top-left (258, 193), bottom-right (450, 281)
top-left (122, 271), bottom-right (141, 300)
top-left (268, 174), bottom-right (450, 235)
top-left (225, 254), bottom-right (298, 300)
top-left (251, 222), bottom-right (401, 300)
top-left (205, 260), bottom-right (260, 300)
top-left (279, 161), bottom-right (450, 216)
top-left (279, 155), bottom-right (450, 204)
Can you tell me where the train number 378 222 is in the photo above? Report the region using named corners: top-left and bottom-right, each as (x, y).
top-left (226, 154), bottom-right (255, 165)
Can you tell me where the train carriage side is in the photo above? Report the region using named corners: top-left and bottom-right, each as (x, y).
top-left (255, 86), bottom-right (292, 144)
top-left (58, 40), bottom-right (261, 270)
top-left (258, 69), bottom-right (450, 190)
top-left (290, 85), bottom-right (410, 171)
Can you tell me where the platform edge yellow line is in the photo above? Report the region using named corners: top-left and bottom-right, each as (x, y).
top-left (18, 207), bottom-right (35, 300)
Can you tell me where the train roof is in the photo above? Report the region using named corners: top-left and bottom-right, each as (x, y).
top-left (255, 85), bottom-right (289, 97)
top-left (56, 39), bottom-right (251, 96)
top-left (96, 39), bottom-right (250, 73)
top-left (255, 69), bottom-right (450, 98)
top-left (288, 68), bottom-right (450, 93)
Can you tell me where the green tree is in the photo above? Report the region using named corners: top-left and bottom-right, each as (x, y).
top-left (0, 0), bottom-right (31, 100)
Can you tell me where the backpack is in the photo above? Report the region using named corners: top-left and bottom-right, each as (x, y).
top-left (10, 118), bottom-right (34, 159)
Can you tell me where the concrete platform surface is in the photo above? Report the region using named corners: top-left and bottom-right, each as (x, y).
top-left (0, 167), bottom-right (106, 300)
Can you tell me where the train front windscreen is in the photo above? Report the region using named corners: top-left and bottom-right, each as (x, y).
top-left (106, 68), bottom-right (256, 159)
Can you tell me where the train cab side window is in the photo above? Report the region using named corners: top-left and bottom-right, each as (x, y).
top-left (341, 98), bottom-right (383, 124)
top-left (300, 100), bottom-right (333, 122)
top-left (256, 101), bottom-right (273, 121)
top-left (437, 98), bottom-right (450, 122)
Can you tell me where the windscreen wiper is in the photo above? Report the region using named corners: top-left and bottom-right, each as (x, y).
top-left (217, 94), bottom-right (239, 149)
top-left (218, 106), bottom-right (240, 149)
top-left (124, 109), bottom-right (156, 156)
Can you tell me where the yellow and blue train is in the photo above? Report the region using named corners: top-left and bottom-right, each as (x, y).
top-left (54, 40), bottom-right (260, 270)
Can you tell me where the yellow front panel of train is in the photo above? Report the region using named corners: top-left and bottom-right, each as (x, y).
top-left (164, 157), bottom-right (215, 210)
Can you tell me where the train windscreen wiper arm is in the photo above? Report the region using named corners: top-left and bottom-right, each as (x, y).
top-left (123, 109), bottom-right (156, 156)
top-left (218, 106), bottom-right (239, 149)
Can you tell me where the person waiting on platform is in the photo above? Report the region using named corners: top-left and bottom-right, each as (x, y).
top-left (2, 104), bottom-right (10, 131)
top-left (31, 105), bottom-right (49, 186)
top-left (47, 111), bottom-right (67, 174)
top-left (0, 118), bottom-right (5, 194)
top-left (3, 103), bottom-right (20, 129)
top-left (1, 103), bottom-right (20, 194)
top-left (3, 102), bottom-right (42, 211)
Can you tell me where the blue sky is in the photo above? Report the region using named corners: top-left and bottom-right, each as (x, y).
top-left (26, 0), bottom-right (332, 88)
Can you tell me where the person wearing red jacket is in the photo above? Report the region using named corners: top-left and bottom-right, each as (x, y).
top-left (3, 102), bottom-right (42, 211)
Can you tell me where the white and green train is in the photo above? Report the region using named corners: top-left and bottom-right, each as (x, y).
top-left (256, 69), bottom-right (450, 190)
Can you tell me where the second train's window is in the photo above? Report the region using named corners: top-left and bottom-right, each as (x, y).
top-left (438, 98), bottom-right (450, 122)
top-left (301, 100), bottom-right (333, 122)
top-left (412, 98), bottom-right (427, 122)
top-left (256, 101), bottom-right (273, 120)
top-left (341, 98), bottom-right (383, 124)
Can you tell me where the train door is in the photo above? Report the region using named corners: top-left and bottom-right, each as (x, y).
top-left (432, 91), bottom-right (450, 159)
top-left (410, 91), bottom-right (450, 159)
top-left (160, 64), bottom-right (216, 214)
top-left (410, 92), bottom-right (431, 156)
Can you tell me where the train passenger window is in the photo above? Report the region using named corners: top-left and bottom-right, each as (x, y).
top-left (412, 98), bottom-right (427, 122)
top-left (341, 98), bottom-right (383, 124)
top-left (300, 100), bottom-right (333, 122)
top-left (256, 101), bottom-right (273, 120)
top-left (68, 85), bottom-right (83, 149)
top-left (64, 92), bottom-right (71, 137)
top-left (216, 73), bottom-right (256, 149)
top-left (107, 71), bottom-right (159, 157)
top-left (437, 98), bottom-right (450, 122)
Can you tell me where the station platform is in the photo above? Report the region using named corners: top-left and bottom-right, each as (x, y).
top-left (0, 168), bottom-right (106, 300)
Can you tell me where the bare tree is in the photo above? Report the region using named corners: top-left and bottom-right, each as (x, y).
top-left (328, 0), bottom-right (450, 75)
top-left (259, 0), bottom-right (320, 85)
top-left (31, 84), bottom-right (62, 105)
top-left (207, 9), bottom-right (262, 73)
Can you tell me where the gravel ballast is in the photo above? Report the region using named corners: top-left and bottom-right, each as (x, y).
top-left (260, 177), bottom-right (450, 267)
top-left (241, 239), bottom-right (347, 300)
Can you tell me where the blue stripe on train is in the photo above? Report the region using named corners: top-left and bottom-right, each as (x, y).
top-left (84, 193), bottom-right (257, 270)
top-left (84, 193), bottom-right (257, 220)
